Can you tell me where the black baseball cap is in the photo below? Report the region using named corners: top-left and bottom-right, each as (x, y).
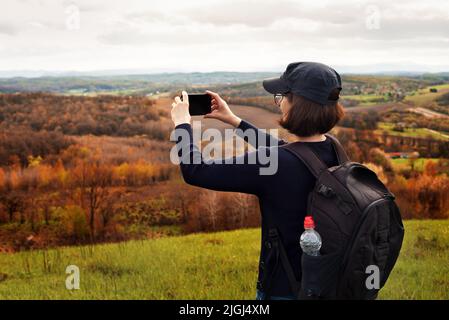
top-left (262, 62), bottom-right (342, 105)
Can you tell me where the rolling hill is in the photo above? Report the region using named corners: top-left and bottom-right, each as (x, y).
top-left (0, 220), bottom-right (447, 299)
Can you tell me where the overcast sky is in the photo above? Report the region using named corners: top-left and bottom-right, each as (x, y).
top-left (1, 0), bottom-right (449, 74)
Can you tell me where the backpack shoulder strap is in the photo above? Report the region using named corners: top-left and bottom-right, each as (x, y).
top-left (262, 222), bottom-right (302, 299)
top-left (281, 142), bottom-right (327, 179)
top-left (324, 133), bottom-right (350, 164)
top-left (281, 140), bottom-right (356, 215)
top-left (281, 133), bottom-right (349, 178)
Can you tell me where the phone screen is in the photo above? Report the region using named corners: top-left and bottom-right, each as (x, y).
top-left (181, 93), bottom-right (212, 116)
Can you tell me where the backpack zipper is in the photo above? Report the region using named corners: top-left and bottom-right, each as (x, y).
top-left (361, 195), bottom-right (392, 216)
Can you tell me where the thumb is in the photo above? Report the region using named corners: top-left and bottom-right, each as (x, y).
top-left (204, 111), bottom-right (217, 118)
top-left (182, 90), bottom-right (189, 104)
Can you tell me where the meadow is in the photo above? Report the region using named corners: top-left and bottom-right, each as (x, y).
top-left (342, 94), bottom-right (387, 106)
top-left (404, 83), bottom-right (449, 109)
top-left (0, 220), bottom-right (447, 300)
top-left (375, 122), bottom-right (449, 141)
top-left (391, 158), bottom-right (441, 172)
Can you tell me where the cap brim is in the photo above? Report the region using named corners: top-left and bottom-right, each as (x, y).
top-left (262, 77), bottom-right (290, 94)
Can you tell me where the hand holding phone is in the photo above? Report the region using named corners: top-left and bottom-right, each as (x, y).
top-left (204, 90), bottom-right (242, 127)
top-left (172, 90), bottom-right (191, 126)
top-left (180, 93), bottom-right (212, 116)
top-left (178, 90), bottom-right (241, 127)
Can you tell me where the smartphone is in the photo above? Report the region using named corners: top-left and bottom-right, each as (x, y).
top-left (180, 93), bottom-right (212, 116)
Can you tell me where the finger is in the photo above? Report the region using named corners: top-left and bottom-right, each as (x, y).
top-left (172, 102), bottom-right (176, 108)
top-left (182, 90), bottom-right (189, 104)
top-left (174, 96), bottom-right (181, 103)
top-left (206, 90), bottom-right (219, 99)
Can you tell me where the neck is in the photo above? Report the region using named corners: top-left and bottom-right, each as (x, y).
top-left (294, 134), bottom-right (326, 142)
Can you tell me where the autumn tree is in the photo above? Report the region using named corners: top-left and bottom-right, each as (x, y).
top-left (70, 157), bottom-right (112, 239)
top-left (199, 190), bottom-right (219, 231)
top-left (36, 193), bottom-right (59, 225)
top-left (98, 191), bottom-right (122, 230)
top-left (0, 191), bottom-right (25, 222)
top-left (368, 148), bottom-right (394, 177)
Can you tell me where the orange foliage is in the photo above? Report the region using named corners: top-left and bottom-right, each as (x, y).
top-left (389, 173), bottom-right (449, 219)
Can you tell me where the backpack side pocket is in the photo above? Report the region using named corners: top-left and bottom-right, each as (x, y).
top-left (300, 250), bottom-right (343, 299)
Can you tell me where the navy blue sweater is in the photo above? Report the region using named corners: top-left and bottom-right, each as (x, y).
top-left (173, 119), bottom-right (339, 297)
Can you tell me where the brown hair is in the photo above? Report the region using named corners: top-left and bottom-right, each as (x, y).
top-left (277, 89), bottom-right (345, 137)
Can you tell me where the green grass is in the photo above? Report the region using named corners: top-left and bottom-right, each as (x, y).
top-left (405, 84), bottom-right (449, 107)
top-left (0, 220), bottom-right (448, 299)
top-left (381, 220), bottom-right (449, 299)
top-left (376, 122), bottom-right (449, 141)
top-left (342, 94), bottom-right (388, 106)
top-left (417, 83), bottom-right (449, 92)
top-left (391, 158), bottom-right (440, 172)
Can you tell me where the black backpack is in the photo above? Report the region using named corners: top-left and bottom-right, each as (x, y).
top-left (261, 133), bottom-right (405, 300)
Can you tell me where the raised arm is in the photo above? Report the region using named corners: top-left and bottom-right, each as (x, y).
top-left (201, 90), bottom-right (287, 148)
top-left (172, 123), bottom-right (277, 196)
top-left (170, 90), bottom-right (278, 195)
top-left (234, 119), bottom-right (288, 149)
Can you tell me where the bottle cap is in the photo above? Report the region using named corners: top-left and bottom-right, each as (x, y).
top-left (304, 216), bottom-right (315, 229)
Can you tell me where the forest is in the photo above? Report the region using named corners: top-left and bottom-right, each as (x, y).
top-left (0, 91), bottom-right (448, 253)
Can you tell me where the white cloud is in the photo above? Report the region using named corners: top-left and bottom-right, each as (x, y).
top-left (0, 23), bottom-right (18, 35)
top-left (0, 0), bottom-right (448, 72)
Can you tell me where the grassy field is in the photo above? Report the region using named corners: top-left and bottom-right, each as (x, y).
top-left (404, 84), bottom-right (449, 107)
top-left (376, 122), bottom-right (449, 141)
top-left (0, 220), bottom-right (448, 300)
top-left (391, 158), bottom-right (441, 172)
top-left (342, 94), bottom-right (388, 106)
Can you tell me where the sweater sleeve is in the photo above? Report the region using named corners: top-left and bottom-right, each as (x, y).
top-left (173, 122), bottom-right (278, 196)
top-left (234, 119), bottom-right (288, 148)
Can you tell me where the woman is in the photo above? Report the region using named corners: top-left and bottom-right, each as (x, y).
top-left (171, 62), bottom-right (345, 300)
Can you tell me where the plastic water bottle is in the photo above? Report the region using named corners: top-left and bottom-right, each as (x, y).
top-left (300, 216), bottom-right (322, 256)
